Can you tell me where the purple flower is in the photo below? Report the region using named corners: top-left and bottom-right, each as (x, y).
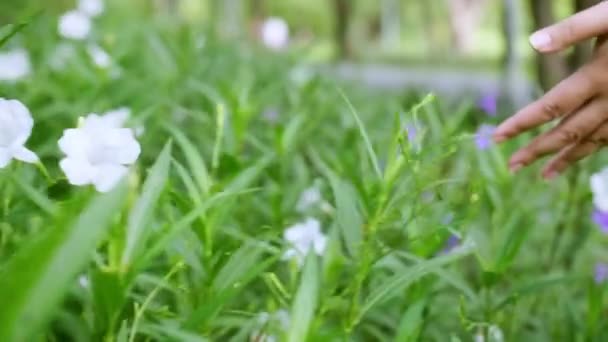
top-left (477, 93), bottom-right (498, 116)
top-left (405, 123), bottom-right (417, 143)
top-left (262, 107), bottom-right (279, 124)
top-left (442, 213), bottom-right (454, 225)
top-left (443, 234), bottom-right (461, 253)
top-left (421, 191), bottom-right (435, 203)
top-left (595, 263), bottom-right (608, 284)
top-left (475, 124), bottom-right (496, 150)
top-left (592, 208), bottom-right (608, 234)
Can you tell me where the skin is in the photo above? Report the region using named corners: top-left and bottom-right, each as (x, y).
top-left (493, 2), bottom-right (608, 179)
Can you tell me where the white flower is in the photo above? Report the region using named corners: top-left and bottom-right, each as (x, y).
top-left (251, 310), bottom-right (290, 342)
top-left (261, 17), bottom-right (289, 50)
top-left (99, 107), bottom-right (144, 136)
top-left (49, 42), bottom-right (77, 70)
top-left (488, 325), bottom-right (504, 342)
top-left (591, 167), bottom-right (608, 211)
top-left (78, 0), bottom-right (104, 17)
top-left (78, 275), bottom-right (90, 288)
top-left (58, 113), bottom-right (141, 192)
top-left (296, 186), bottom-right (322, 212)
top-left (272, 309), bottom-right (290, 329)
top-left (283, 218), bottom-right (326, 265)
top-left (58, 10), bottom-right (92, 40)
top-left (87, 44), bottom-right (111, 68)
top-left (0, 49), bottom-right (31, 81)
top-left (0, 99), bottom-right (39, 168)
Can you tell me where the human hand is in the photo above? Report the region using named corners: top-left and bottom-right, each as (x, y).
top-left (493, 2), bottom-right (608, 179)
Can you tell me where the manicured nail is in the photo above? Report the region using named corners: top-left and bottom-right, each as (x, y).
top-left (509, 163), bottom-right (524, 174)
top-left (529, 32), bottom-right (552, 51)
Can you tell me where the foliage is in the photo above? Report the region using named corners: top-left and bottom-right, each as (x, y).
top-left (0, 2), bottom-right (607, 341)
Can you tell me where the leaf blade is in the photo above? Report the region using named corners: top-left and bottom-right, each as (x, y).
top-left (0, 185), bottom-right (128, 342)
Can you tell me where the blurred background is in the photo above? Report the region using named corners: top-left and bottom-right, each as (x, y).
top-left (0, 0), bottom-right (602, 110)
top-left (2, 2), bottom-right (608, 340)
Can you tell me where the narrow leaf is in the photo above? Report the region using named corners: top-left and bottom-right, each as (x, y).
top-left (0, 185), bottom-right (127, 342)
top-left (361, 245), bottom-right (473, 317)
top-left (337, 88), bottom-right (382, 179)
top-left (121, 142), bottom-right (172, 269)
top-left (288, 253), bottom-right (320, 342)
top-left (329, 172), bottom-right (363, 258)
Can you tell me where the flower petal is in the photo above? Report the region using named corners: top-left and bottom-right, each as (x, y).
top-left (58, 10), bottom-right (92, 41)
top-left (92, 163), bottom-right (128, 192)
top-left (0, 98), bottom-right (33, 147)
top-left (12, 146), bottom-right (38, 163)
top-left (313, 235), bottom-right (327, 255)
top-left (58, 128), bottom-right (90, 159)
top-left (0, 148), bottom-right (11, 168)
top-left (102, 107), bottom-right (130, 128)
top-left (60, 158), bottom-right (93, 186)
top-left (107, 129), bottom-right (141, 164)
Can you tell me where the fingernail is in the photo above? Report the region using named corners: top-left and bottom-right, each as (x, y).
top-left (529, 32), bottom-right (552, 51)
top-left (509, 163), bottom-right (524, 174)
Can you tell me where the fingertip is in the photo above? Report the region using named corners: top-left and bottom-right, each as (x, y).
top-left (529, 31), bottom-right (553, 51)
top-left (493, 134), bottom-right (508, 144)
top-left (509, 153), bottom-right (528, 168)
top-left (509, 163), bottom-right (524, 174)
top-left (541, 166), bottom-right (560, 181)
top-left (529, 31), bottom-right (554, 52)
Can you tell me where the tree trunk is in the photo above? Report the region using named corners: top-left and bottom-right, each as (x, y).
top-left (501, 0), bottom-right (531, 109)
top-left (251, 0), bottom-right (265, 18)
top-left (213, 0), bottom-right (242, 39)
top-left (380, 0), bottom-right (401, 50)
top-left (333, 0), bottom-right (354, 59)
top-left (529, 0), bottom-right (569, 90)
top-left (421, 1), bottom-right (441, 55)
top-left (446, 0), bottom-right (487, 54)
top-left (571, 0), bottom-right (601, 69)
top-left (249, 0), bottom-right (266, 39)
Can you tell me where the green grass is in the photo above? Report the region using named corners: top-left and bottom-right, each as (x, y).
top-left (1, 2), bottom-right (608, 341)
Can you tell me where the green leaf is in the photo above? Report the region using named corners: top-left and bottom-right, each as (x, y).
top-left (12, 176), bottom-right (57, 216)
top-left (224, 154), bottom-right (273, 193)
top-left (0, 185), bottom-right (128, 342)
top-left (288, 253), bottom-right (320, 342)
top-left (91, 270), bottom-right (127, 334)
top-left (494, 273), bottom-right (576, 311)
top-left (212, 243), bottom-right (264, 291)
top-left (186, 255), bottom-right (277, 329)
top-left (328, 172), bottom-right (363, 258)
top-left (360, 244), bottom-right (474, 318)
top-left (395, 299), bottom-right (426, 342)
top-left (121, 142), bottom-right (172, 269)
top-left (140, 323), bottom-right (209, 342)
top-left (337, 88), bottom-right (382, 179)
top-left (495, 212), bottom-right (526, 272)
top-left (169, 126), bottom-right (211, 195)
top-left (0, 22), bottom-right (26, 49)
top-left (137, 189), bottom-right (255, 269)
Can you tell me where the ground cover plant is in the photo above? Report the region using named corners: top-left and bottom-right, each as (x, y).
top-left (2, 1), bottom-right (608, 341)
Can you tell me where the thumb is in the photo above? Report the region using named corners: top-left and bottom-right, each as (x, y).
top-left (530, 2), bottom-right (608, 53)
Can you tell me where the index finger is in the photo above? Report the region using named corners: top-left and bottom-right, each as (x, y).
top-left (530, 2), bottom-right (608, 52)
top-left (493, 67), bottom-right (597, 142)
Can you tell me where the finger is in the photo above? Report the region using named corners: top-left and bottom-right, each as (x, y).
top-left (494, 66), bottom-right (598, 141)
top-left (530, 2), bottom-right (608, 52)
top-left (541, 123), bottom-right (608, 178)
top-left (508, 99), bottom-right (608, 169)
